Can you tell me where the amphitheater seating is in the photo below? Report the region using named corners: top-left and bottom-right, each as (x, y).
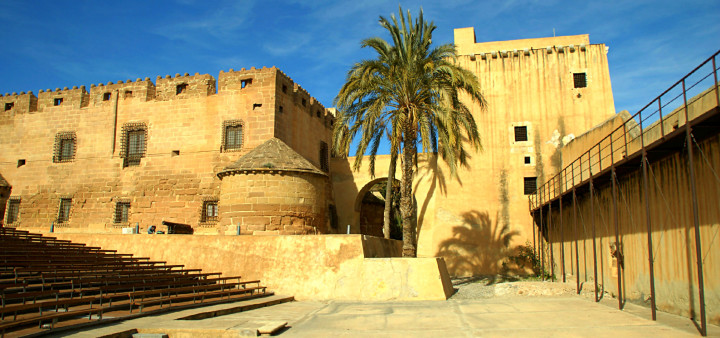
top-left (0, 227), bottom-right (274, 337)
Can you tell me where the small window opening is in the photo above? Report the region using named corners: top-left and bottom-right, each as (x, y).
top-left (241, 79), bottom-right (252, 88)
top-left (302, 98), bottom-right (306, 107)
top-left (201, 201), bottom-right (218, 223)
top-left (316, 111), bottom-right (322, 118)
top-left (124, 91), bottom-right (133, 99)
top-left (524, 177), bottom-right (537, 195)
top-left (17, 159), bottom-right (25, 167)
top-left (514, 126), bottom-right (528, 142)
top-left (4, 102), bottom-right (14, 111)
top-left (253, 103), bottom-right (262, 110)
top-left (524, 156), bottom-right (531, 164)
top-left (278, 106), bottom-right (284, 113)
top-left (222, 122), bottom-right (243, 152)
top-left (114, 202), bottom-right (130, 223)
top-left (6, 199), bottom-right (20, 224)
top-left (103, 92), bottom-right (112, 101)
top-left (54, 98), bottom-right (63, 106)
top-left (57, 198), bottom-right (72, 223)
top-left (171, 150), bottom-right (180, 157)
top-left (176, 83), bottom-right (188, 95)
top-left (573, 73), bottom-right (587, 88)
top-left (319, 141), bottom-right (329, 172)
top-left (282, 84), bottom-right (287, 94)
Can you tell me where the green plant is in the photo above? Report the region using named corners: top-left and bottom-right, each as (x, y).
top-left (504, 241), bottom-right (553, 279)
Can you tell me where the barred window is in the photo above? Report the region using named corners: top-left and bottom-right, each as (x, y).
top-left (573, 73), bottom-right (587, 88)
top-left (57, 198), bottom-right (72, 223)
top-left (319, 141), bottom-right (329, 172)
top-left (524, 177), bottom-right (537, 195)
top-left (120, 123), bottom-right (147, 167)
top-left (53, 132), bottom-right (76, 163)
top-left (514, 126), bottom-right (528, 142)
top-left (201, 200), bottom-right (218, 223)
top-left (114, 202), bottom-right (130, 223)
top-left (221, 120), bottom-right (243, 152)
top-left (6, 199), bottom-right (20, 224)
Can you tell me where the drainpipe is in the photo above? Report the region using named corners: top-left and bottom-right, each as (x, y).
top-left (111, 90), bottom-right (119, 155)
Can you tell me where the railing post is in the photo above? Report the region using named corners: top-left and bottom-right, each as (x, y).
top-left (590, 167), bottom-right (599, 302)
top-left (549, 200), bottom-right (555, 282)
top-left (641, 109), bottom-right (658, 320)
top-left (611, 140), bottom-right (623, 310)
top-left (658, 98), bottom-right (665, 138)
top-left (573, 182), bottom-right (580, 294)
top-left (540, 189), bottom-right (545, 281)
top-left (683, 79), bottom-right (707, 336)
top-left (560, 191), bottom-right (565, 283)
top-left (714, 57), bottom-right (719, 109)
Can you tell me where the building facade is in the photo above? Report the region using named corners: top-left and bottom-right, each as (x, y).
top-left (1, 31), bottom-right (617, 277)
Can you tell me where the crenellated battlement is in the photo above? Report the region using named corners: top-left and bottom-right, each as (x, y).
top-left (155, 73), bottom-right (216, 101)
top-left (0, 67), bottom-right (332, 123)
top-left (0, 91), bottom-right (38, 114)
top-left (37, 86), bottom-right (89, 110)
top-left (90, 78), bottom-right (156, 104)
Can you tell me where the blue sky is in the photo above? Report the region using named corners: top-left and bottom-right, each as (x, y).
top-left (1, 0), bottom-right (718, 147)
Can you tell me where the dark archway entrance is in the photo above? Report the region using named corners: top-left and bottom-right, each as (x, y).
top-left (356, 178), bottom-right (402, 240)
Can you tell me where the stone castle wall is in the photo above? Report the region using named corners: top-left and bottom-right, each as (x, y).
top-left (0, 67), bottom-right (333, 233)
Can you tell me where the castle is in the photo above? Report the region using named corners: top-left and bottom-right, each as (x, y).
top-left (0, 29), bottom-right (616, 277)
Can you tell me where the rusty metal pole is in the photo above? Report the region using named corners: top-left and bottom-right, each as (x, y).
top-left (611, 142), bottom-right (623, 310)
top-left (590, 160), bottom-right (599, 302)
top-left (573, 185), bottom-right (580, 294)
top-left (560, 188), bottom-right (565, 283)
top-left (641, 107), bottom-right (658, 320)
top-left (549, 198), bottom-right (555, 282)
top-left (540, 187), bottom-right (545, 281)
top-left (683, 80), bottom-right (707, 336)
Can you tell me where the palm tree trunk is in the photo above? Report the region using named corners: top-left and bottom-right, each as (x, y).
top-left (401, 125), bottom-right (417, 257)
top-left (383, 148), bottom-right (397, 239)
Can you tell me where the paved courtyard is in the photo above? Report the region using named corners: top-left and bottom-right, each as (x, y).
top-left (60, 293), bottom-right (716, 337)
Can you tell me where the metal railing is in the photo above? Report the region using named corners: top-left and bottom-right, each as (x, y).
top-left (530, 49), bottom-right (720, 210)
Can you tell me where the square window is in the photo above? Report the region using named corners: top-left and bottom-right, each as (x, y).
top-left (57, 198), bottom-right (72, 223)
top-left (253, 103), bottom-right (262, 110)
top-left (201, 201), bottom-right (218, 223)
top-left (4, 102), bottom-right (14, 111)
top-left (278, 106), bottom-right (284, 113)
top-left (524, 177), bottom-right (537, 195)
top-left (103, 92), bottom-right (111, 101)
top-left (6, 199), bottom-right (20, 224)
top-left (316, 111), bottom-right (321, 118)
top-left (573, 73), bottom-right (587, 88)
top-left (319, 141), bottom-right (329, 172)
top-left (54, 132), bottom-right (76, 163)
top-left (282, 84), bottom-right (287, 94)
top-left (222, 121), bottom-right (243, 152)
top-left (514, 126), bottom-right (528, 142)
top-left (171, 150), bottom-right (180, 157)
top-left (241, 79), bottom-right (252, 88)
top-left (524, 156), bottom-right (531, 164)
top-left (176, 83), bottom-right (187, 95)
top-left (17, 159), bottom-right (25, 167)
top-left (54, 98), bottom-right (63, 106)
top-left (114, 202), bottom-right (130, 223)
top-left (124, 91), bottom-right (133, 99)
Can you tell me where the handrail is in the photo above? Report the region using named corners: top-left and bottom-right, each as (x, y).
top-left (531, 49), bottom-right (720, 210)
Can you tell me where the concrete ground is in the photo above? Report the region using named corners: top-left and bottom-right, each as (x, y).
top-left (57, 293), bottom-right (717, 337)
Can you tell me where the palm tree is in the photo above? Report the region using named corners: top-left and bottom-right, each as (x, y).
top-left (333, 7), bottom-right (485, 257)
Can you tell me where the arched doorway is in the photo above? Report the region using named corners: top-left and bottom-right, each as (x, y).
top-left (355, 178), bottom-right (403, 240)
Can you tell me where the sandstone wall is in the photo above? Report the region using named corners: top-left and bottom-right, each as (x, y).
top-left (219, 171), bottom-right (329, 235)
top-left (0, 67), bottom-right (333, 234)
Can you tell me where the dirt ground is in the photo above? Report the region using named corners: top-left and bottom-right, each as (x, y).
top-left (450, 275), bottom-right (600, 300)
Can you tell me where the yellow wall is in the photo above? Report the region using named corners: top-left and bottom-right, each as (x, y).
top-left (331, 30), bottom-right (616, 276)
top-left (49, 233), bottom-right (453, 301)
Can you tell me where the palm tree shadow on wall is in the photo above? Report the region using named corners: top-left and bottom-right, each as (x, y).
top-left (436, 210), bottom-right (519, 277)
